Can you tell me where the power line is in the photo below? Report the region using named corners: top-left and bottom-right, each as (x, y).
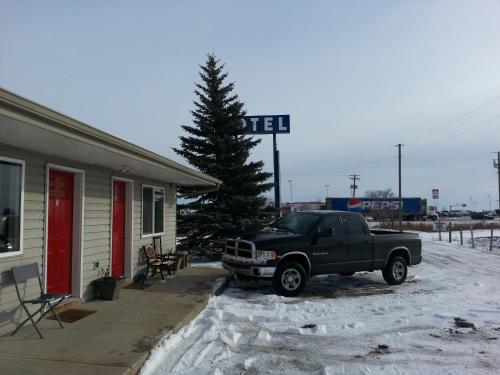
top-left (285, 110), bottom-right (498, 177)
top-left (284, 155), bottom-right (396, 177)
top-left (281, 92), bottom-right (500, 184)
top-left (407, 113), bottom-right (500, 155)
top-left (405, 92), bottom-right (500, 145)
top-left (283, 145), bottom-right (394, 174)
top-left (283, 93), bottom-right (500, 175)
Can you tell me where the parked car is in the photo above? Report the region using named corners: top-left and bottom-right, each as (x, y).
top-left (425, 212), bottom-right (439, 221)
top-left (222, 211), bottom-right (422, 296)
top-left (471, 212), bottom-right (495, 220)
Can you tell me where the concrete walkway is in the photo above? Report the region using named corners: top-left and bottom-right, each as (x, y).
top-left (0, 266), bottom-right (229, 375)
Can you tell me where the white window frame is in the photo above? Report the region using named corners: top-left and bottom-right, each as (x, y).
top-left (141, 184), bottom-right (165, 238)
top-left (0, 156), bottom-right (25, 259)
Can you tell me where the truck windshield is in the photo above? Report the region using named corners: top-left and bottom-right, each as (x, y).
top-left (270, 213), bottom-right (319, 234)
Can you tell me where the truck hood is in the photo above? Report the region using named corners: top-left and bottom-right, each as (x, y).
top-left (236, 228), bottom-right (304, 249)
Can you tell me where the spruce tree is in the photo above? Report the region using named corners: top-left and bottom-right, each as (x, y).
top-left (174, 54), bottom-right (273, 248)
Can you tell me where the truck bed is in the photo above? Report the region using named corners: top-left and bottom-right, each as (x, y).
top-left (371, 229), bottom-right (422, 268)
top-left (370, 229), bottom-right (419, 237)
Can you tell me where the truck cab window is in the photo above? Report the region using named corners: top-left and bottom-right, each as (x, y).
top-left (345, 215), bottom-right (366, 235)
top-left (317, 215), bottom-right (346, 236)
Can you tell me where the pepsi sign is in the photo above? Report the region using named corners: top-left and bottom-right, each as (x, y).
top-left (347, 198), bottom-right (363, 212)
top-left (242, 115), bottom-right (290, 134)
top-left (328, 197), bottom-right (422, 215)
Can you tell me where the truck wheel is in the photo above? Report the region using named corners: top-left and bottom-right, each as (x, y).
top-left (382, 256), bottom-right (407, 285)
top-left (273, 262), bottom-right (306, 297)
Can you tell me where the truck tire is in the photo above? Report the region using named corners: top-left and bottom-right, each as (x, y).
top-left (273, 262), bottom-right (306, 297)
top-left (382, 256), bottom-right (407, 285)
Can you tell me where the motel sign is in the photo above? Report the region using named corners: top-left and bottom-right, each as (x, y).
top-left (242, 115), bottom-right (290, 134)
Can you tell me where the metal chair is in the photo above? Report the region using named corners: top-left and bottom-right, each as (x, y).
top-left (11, 263), bottom-right (69, 339)
top-left (153, 236), bottom-right (177, 263)
top-left (143, 244), bottom-right (176, 280)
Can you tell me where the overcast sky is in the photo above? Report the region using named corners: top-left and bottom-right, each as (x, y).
top-left (1, 0), bottom-right (500, 211)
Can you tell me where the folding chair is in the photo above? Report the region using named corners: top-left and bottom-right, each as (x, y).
top-left (11, 263), bottom-right (69, 339)
top-left (143, 245), bottom-right (176, 280)
top-left (153, 236), bottom-right (177, 263)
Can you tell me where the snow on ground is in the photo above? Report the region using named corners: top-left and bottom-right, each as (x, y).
top-left (142, 235), bottom-right (500, 375)
top-left (189, 261), bottom-right (223, 269)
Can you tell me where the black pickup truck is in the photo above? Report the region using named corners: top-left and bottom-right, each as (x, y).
top-left (222, 211), bottom-right (422, 296)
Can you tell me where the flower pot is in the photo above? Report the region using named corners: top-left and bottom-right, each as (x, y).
top-left (94, 277), bottom-right (120, 300)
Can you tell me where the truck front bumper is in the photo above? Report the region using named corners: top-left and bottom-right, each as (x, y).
top-left (222, 254), bottom-right (276, 278)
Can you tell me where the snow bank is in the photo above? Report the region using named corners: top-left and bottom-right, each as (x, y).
top-left (142, 235), bottom-right (500, 374)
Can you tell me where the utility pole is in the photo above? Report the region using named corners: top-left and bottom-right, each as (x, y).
top-left (324, 184), bottom-right (331, 199)
top-left (395, 144), bottom-right (404, 231)
top-left (288, 179), bottom-right (293, 212)
top-left (273, 133), bottom-right (281, 209)
top-left (494, 152), bottom-right (500, 211)
top-left (349, 174), bottom-right (359, 198)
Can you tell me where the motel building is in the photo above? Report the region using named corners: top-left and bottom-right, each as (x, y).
top-left (0, 88), bottom-right (221, 335)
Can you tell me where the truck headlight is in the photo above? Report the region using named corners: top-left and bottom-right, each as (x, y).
top-left (256, 250), bottom-right (277, 260)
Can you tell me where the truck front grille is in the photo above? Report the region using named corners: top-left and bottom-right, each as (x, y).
top-left (225, 239), bottom-right (255, 258)
top-left (237, 249), bottom-right (252, 258)
top-left (238, 241), bottom-right (252, 251)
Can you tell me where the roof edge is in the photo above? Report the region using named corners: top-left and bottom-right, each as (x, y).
top-left (0, 87), bottom-right (222, 186)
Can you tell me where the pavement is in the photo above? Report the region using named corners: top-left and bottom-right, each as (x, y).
top-left (0, 266), bottom-right (229, 375)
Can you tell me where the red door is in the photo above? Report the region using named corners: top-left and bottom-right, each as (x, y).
top-left (47, 170), bottom-right (74, 294)
top-left (112, 181), bottom-right (126, 278)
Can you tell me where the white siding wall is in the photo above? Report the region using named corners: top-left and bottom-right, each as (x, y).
top-left (0, 149), bottom-right (45, 336)
top-left (0, 144), bottom-right (177, 334)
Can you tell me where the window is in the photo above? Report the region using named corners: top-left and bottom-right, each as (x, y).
top-left (318, 215), bottom-right (347, 236)
top-left (142, 185), bottom-right (164, 236)
top-left (271, 213), bottom-right (319, 234)
top-left (0, 157), bottom-right (24, 257)
top-left (344, 215), bottom-right (366, 235)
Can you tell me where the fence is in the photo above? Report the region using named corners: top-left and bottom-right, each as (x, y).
top-left (374, 220), bottom-right (500, 254)
top-left (435, 222), bottom-right (500, 254)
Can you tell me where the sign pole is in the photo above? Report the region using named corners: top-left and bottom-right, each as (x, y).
top-left (273, 132), bottom-right (281, 209)
top-left (242, 115), bottom-right (290, 211)
top-left (396, 143), bottom-right (404, 231)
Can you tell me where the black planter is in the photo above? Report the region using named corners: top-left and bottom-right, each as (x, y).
top-left (94, 277), bottom-right (120, 300)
